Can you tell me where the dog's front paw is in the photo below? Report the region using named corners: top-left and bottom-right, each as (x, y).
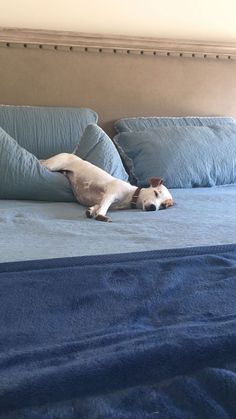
top-left (86, 206), bottom-right (111, 222)
top-left (86, 205), bottom-right (98, 218)
top-left (95, 214), bottom-right (111, 222)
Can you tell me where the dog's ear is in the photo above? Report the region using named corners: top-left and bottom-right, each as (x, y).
top-left (149, 177), bottom-right (164, 187)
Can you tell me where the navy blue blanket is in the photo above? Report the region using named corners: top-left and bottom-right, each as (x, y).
top-left (0, 244), bottom-right (236, 418)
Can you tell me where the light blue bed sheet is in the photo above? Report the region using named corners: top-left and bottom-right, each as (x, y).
top-left (0, 185), bottom-right (235, 263)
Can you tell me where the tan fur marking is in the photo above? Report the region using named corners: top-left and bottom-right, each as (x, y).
top-left (162, 199), bottom-right (174, 208)
top-left (149, 177), bottom-right (164, 187)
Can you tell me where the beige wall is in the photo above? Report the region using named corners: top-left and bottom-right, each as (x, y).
top-left (0, 0), bottom-right (236, 42)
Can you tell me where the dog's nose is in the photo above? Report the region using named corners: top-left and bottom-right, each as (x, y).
top-left (145, 204), bottom-right (156, 211)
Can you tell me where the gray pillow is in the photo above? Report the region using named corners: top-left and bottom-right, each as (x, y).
top-left (73, 124), bottom-right (128, 181)
top-left (0, 127), bottom-right (75, 201)
top-left (114, 116), bottom-right (236, 133)
top-left (114, 125), bottom-right (236, 188)
top-left (0, 105), bottom-right (98, 159)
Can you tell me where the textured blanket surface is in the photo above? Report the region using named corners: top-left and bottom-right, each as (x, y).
top-left (0, 244), bottom-right (236, 418)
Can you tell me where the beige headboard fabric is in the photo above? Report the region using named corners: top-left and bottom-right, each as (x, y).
top-left (1, 27), bottom-right (236, 135)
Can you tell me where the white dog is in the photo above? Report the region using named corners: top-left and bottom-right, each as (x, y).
top-left (41, 153), bottom-right (174, 222)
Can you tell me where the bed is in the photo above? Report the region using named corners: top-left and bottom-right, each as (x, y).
top-left (0, 27), bottom-right (236, 419)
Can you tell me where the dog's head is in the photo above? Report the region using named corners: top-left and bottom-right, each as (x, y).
top-left (136, 177), bottom-right (174, 211)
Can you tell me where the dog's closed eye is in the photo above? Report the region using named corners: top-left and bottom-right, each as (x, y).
top-left (154, 191), bottom-right (159, 198)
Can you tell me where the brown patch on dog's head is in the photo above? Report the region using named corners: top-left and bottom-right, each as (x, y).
top-left (149, 177), bottom-right (164, 187)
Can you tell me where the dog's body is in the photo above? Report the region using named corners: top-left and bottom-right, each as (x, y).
top-left (41, 153), bottom-right (173, 221)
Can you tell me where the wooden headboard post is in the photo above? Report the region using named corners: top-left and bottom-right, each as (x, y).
top-left (1, 27), bottom-right (236, 135)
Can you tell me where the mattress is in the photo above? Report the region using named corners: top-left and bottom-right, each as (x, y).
top-left (1, 184), bottom-right (236, 263)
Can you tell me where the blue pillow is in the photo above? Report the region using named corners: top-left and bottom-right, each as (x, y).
top-left (114, 125), bottom-right (236, 188)
top-left (0, 127), bottom-right (75, 201)
top-left (114, 116), bottom-right (236, 133)
top-left (0, 105), bottom-right (98, 159)
top-left (73, 124), bottom-right (128, 181)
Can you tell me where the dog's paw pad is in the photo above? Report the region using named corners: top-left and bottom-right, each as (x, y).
top-left (95, 214), bottom-right (110, 222)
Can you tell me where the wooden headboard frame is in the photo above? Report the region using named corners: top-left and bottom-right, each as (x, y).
top-left (1, 27), bottom-right (236, 135)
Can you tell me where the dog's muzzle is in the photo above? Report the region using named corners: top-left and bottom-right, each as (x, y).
top-left (145, 204), bottom-right (156, 211)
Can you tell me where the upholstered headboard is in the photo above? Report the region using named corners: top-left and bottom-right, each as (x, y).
top-left (0, 27), bottom-right (236, 135)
